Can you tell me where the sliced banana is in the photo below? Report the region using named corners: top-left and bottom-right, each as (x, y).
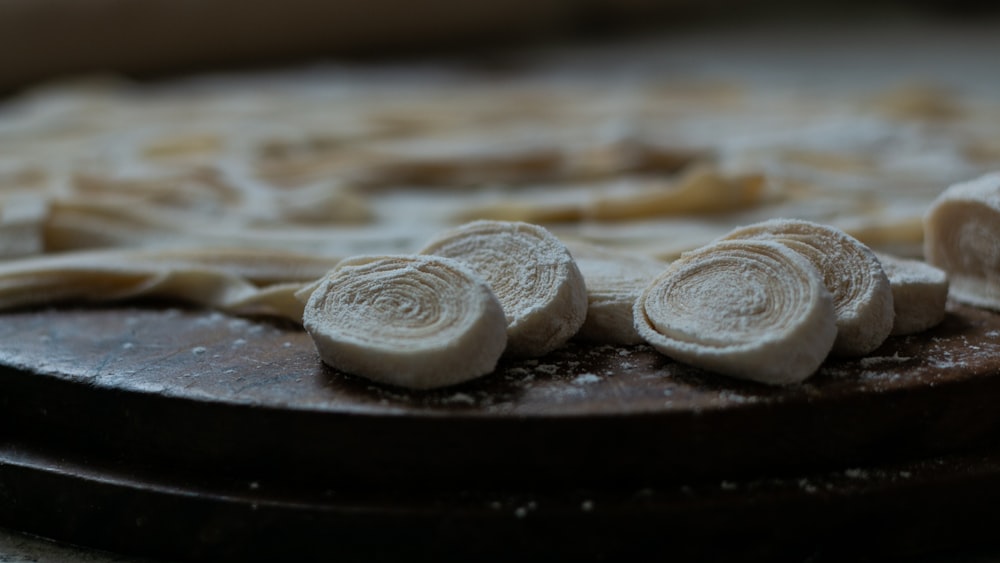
top-left (634, 239), bottom-right (837, 385)
top-left (876, 252), bottom-right (949, 335)
top-left (924, 172), bottom-right (1000, 311)
top-left (300, 255), bottom-right (507, 390)
top-left (566, 241), bottom-right (668, 345)
top-left (419, 220), bottom-right (588, 357)
top-left (720, 218), bottom-right (894, 357)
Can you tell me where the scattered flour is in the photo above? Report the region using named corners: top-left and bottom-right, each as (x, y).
top-left (444, 392), bottom-right (476, 405)
top-left (858, 352), bottom-right (912, 367)
top-left (844, 468), bottom-right (868, 479)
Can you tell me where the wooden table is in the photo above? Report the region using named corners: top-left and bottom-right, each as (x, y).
top-left (2, 302), bottom-right (999, 561)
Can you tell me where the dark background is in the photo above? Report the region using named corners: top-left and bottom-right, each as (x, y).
top-left (1, 0), bottom-right (997, 92)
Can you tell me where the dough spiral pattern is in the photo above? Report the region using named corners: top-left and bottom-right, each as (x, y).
top-left (301, 254), bottom-right (507, 389)
top-left (634, 239), bottom-right (837, 385)
top-left (720, 219), bottom-right (894, 357)
top-left (420, 220), bottom-right (588, 357)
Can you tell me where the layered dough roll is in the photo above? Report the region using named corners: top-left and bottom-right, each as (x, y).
top-left (420, 220), bottom-right (588, 357)
top-left (567, 241), bottom-right (668, 345)
top-left (301, 255), bottom-right (507, 390)
top-left (924, 172), bottom-right (1000, 311)
top-left (634, 240), bottom-right (837, 385)
top-left (876, 253), bottom-right (949, 335)
top-left (720, 219), bottom-right (894, 357)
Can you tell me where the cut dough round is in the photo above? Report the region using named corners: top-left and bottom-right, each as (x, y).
top-left (634, 239), bottom-right (837, 385)
top-left (720, 218), bottom-right (894, 357)
top-left (419, 220), bottom-right (588, 357)
top-left (876, 252), bottom-right (949, 335)
top-left (566, 241), bottom-right (668, 345)
top-left (924, 172), bottom-right (1000, 311)
top-left (302, 255), bottom-right (507, 390)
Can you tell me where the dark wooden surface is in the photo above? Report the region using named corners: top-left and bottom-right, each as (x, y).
top-left (1, 302), bottom-right (1000, 560)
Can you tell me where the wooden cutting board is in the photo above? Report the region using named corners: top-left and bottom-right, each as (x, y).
top-left (1, 301), bottom-right (1000, 560)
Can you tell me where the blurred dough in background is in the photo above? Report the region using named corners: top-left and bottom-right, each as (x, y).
top-left (1, 1), bottom-right (999, 263)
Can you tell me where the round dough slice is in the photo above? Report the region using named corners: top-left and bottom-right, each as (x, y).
top-left (876, 252), bottom-right (949, 335)
top-left (566, 241), bottom-right (668, 345)
top-left (720, 219), bottom-right (894, 357)
top-left (634, 239), bottom-right (837, 385)
top-left (924, 172), bottom-right (1000, 311)
top-left (302, 254), bottom-right (507, 390)
top-left (419, 220), bottom-right (588, 357)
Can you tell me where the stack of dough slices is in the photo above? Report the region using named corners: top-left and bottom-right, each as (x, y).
top-left (634, 218), bottom-right (950, 385)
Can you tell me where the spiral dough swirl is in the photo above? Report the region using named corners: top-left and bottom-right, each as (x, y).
top-left (634, 239), bottom-right (837, 385)
top-left (302, 254), bottom-right (507, 389)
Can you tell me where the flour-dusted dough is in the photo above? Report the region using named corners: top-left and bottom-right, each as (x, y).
top-left (720, 219), bottom-right (894, 357)
top-left (584, 166), bottom-right (767, 221)
top-left (301, 255), bottom-right (507, 390)
top-left (566, 241), bottom-right (668, 345)
top-left (924, 172), bottom-right (1000, 311)
top-left (420, 220), bottom-right (588, 357)
top-left (0, 248), bottom-right (339, 317)
top-left (876, 253), bottom-right (949, 335)
top-left (0, 194), bottom-right (48, 259)
top-left (454, 167), bottom-right (765, 225)
top-left (634, 239), bottom-right (837, 385)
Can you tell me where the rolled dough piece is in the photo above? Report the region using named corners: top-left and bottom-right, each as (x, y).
top-left (876, 252), bottom-right (949, 335)
top-left (924, 172), bottom-right (1000, 311)
top-left (301, 254), bottom-right (507, 390)
top-left (567, 241), bottom-right (668, 345)
top-left (420, 220), bottom-right (588, 357)
top-left (720, 218), bottom-right (894, 357)
top-left (634, 239), bottom-right (837, 385)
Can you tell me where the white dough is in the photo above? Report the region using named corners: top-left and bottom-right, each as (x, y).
top-left (420, 220), bottom-right (588, 357)
top-left (567, 241), bottom-right (668, 345)
top-left (876, 252), bottom-right (949, 335)
top-left (634, 239), bottom-right (837, 385)
top-left (720, 218), bottom-right (894, 357)
top-left (924, 172), bottom-right (1000, 311)
top-left (302, 255), bottom-right (507, 389)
